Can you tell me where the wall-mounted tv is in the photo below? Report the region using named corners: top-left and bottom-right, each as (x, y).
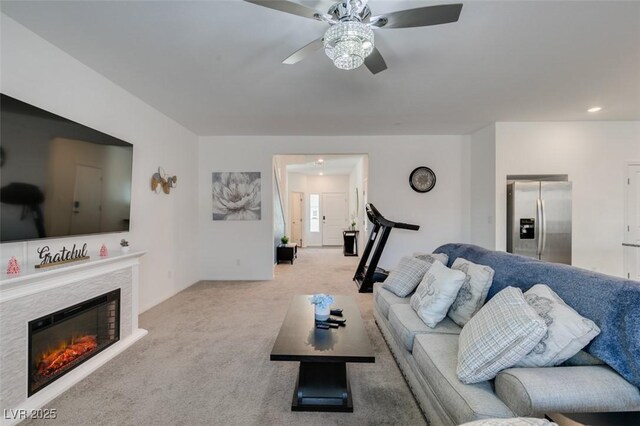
top-left (1, 94), bottom-right (133, 243)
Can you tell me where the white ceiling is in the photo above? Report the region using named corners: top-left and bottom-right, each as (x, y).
top-left (284, 154), bottom-right (364, 175)
top-left (2, 1), bottom-right (639, 136)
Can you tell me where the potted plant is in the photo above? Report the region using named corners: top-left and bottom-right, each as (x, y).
top-left (281, 235), bottom-right (289, 245)
top-left (120, 239), bottom-right (130, 253)
top-left (350, 214), bottom-right (357, 230)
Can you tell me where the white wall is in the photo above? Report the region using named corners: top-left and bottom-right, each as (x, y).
top-left (0, 15), bottom-right (200, 312)
top-left (494, 122), bottom-right (640, 276)
top-left (198, 136), bottom-right (470, 280)
top-left (469, 124), bottom-right (497, 249)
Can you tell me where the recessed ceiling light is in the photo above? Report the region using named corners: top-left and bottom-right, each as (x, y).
top-left (587, 106), bottom-right (602, 113)
top-left (319, 172), bottom-right (324, 176)
top-left (317, 158), bottom-right (324, 164)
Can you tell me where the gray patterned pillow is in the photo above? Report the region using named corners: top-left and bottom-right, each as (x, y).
top-left (457, 287), bottom-right (547, 384)
top-left (447, 258), bottom-right (495, 327)
top-left (515, 284), bottom-right (601, 367)
top-left (382, 256), bottom-right (430, 297)
top-left (409, 260), bottom-right (466, 327)
top-left (413, 252), bottom-right (449, 266)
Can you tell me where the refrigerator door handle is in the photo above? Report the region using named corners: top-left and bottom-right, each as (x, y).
top-left (536, 198), bottom-right (543, 257)
top-left (540, 199), bottom-right (547, 256)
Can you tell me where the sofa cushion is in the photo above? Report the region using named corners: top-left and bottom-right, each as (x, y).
top-left (495, 366), bottom-right (640, 416)
top-left (388, 304), bottom-right (460, 351)
top-left (562, 350), bottom-right (604, 366)
top-left (382, 255), bottom-right (430, 297)
top-left (457, 287), bottom-right (547, 384)
top-left (448, 257), bottom-right (495, 327)
top-left (516, 284), bottom-right (601, 367)
top-left (373, 282), bottom-right (410, 319)
top-left (434, 242), bottom-right (640, 388)
top-left (410, 260), bottom-right (467, 327)
top-left (412, 334), bottom-right (514, 424)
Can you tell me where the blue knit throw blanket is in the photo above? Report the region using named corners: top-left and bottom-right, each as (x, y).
top-left (434, 243), bottom-right (640, 388)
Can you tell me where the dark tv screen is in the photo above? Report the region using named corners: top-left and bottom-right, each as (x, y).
top-left (1, 94), bottom-right (133, 243)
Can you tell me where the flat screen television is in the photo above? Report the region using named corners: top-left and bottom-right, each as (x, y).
top-left (0, 94), bottom-right (133, 243)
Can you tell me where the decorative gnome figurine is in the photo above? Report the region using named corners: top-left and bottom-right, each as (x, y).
top-left (99, 244), bottom-right (108, 257)
top-left (6, 256), bottom-right (20, 275)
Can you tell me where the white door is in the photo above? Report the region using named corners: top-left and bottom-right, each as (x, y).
top-left (290, 192), bottom-right (303, 246)
top-left (322, 192), bottom-right (347, 246)
top-left (625, 164), bottom-right (640, 281)
top-left (70, 165), bottom-right (103, 235)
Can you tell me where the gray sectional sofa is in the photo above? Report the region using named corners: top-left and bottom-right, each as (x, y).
top-left (373, 244), bottom-right (640, 425)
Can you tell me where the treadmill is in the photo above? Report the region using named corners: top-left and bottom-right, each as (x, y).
top-left (353, 203), bottom-right (420, 293)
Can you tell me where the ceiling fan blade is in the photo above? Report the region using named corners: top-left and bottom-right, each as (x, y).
top-left (302, 0), bottom-right (337, 11)
top-left (283, 37), bottom-right (324, 64)
top-left (244, 0), bottom-right (324, 21)
top-left (371, 4), bottom-right (463, 29)
top-left (364, 47), bottom-right (387, 75)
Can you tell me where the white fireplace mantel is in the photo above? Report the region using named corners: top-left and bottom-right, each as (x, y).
top-left (0, 251), bottom-right (148, 426)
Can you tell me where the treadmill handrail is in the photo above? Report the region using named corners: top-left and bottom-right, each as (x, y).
top-left (366, 203), bottom-right (420, 230)
top-left (394, 222), bottom-right (420, 231)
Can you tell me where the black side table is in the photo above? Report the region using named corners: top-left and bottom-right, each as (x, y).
top-left (277, 244), bottom-right (297, 264)
top-left (343, 230), bottom-right (359, 257)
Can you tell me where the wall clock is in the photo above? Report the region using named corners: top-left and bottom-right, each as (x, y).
top-left (409, 167), bottom-right (436, 193)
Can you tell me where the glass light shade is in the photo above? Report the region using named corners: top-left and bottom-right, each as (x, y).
top-left (324, 22), bottom-right (374, 70)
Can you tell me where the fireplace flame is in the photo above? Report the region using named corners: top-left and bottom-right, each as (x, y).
top-left (36, 335), bottom-right (98, 377)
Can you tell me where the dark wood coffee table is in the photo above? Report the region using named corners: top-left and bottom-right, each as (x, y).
top-left (271, 295), bottom-right (375, 412)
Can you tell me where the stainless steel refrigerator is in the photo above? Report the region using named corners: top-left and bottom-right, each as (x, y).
top-left (507, 181), bottom-right (572, 264)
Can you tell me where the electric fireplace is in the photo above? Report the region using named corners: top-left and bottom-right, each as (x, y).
top-left (28, 289), bottom-right (120, 396)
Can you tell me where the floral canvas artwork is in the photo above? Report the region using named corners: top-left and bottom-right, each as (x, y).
top-left (212, 172), bottom-right (261, 220)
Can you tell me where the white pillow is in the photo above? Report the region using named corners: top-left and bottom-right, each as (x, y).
top-left (447, 258), bottom-right (495, 327)
top-left (413, 252), bottom-right (449, 266)
top-left (409, 260), bottom-right (466, 328)
top-left (457, 287), bottom-right (547, 384)
top-left (382, 256), bottom-right (430, 297)
top-left (515, 284), bottom-right (601, 367)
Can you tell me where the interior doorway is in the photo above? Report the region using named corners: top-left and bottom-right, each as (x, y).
top-left (273, 154), bottom-right (368, 255)
top-left (624, 163), bottom-right (640, 281)
top-left (322, 192), bottom-right (347, 246)
top-left (290, 191), bottom-right (303, 246)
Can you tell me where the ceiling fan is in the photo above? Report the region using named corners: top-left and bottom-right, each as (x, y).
top-left (244, 0), bottom-right (463, 74)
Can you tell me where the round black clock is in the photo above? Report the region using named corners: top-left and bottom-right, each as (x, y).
top-left (409, 167), bottom-right (436, 193)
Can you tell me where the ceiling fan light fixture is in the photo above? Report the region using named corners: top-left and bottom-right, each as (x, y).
top-left (324, 21), bottom-right (374, 70)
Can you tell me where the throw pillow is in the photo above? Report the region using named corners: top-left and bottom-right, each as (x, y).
top-left (447, 258), bottom-right (495, 327)
top-left (515, 284), bottom-right (601, 367)
top-left (409, 260), bottom-right (466, 328)
top-left (457, 287), bottom-right (548, 384)
top-left (382, 256), bottom-right (430, 297)
top-left (413, 252), bottom-right (449, 266)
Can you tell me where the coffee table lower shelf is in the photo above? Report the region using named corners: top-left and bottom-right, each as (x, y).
top-left (291, 362), bottom-right (353, 412)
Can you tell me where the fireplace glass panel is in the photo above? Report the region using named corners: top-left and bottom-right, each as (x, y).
top-left (28, 289), bottom-right (120, 396)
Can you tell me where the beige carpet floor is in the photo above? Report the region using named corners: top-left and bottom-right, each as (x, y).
top-left (27, 248), bottom-right (425, 425)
